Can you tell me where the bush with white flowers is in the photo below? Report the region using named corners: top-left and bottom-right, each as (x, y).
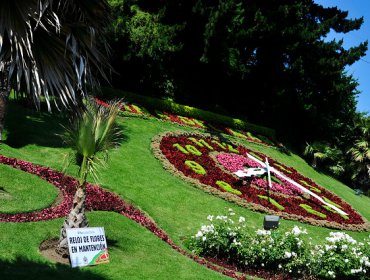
top-left (188, 211), bottom-right (370, 279)
top-left (311, 232), bottom-right (370, 279)
top-left (238, 225), bottom-right (311, 276)
top-left (187, 209), bottom-right (247, 261)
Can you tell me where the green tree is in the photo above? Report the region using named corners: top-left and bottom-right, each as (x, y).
top-left (108, 0), bottom-right (183, 98)
top-left (348, 116), bottom-right (370, 191)
top-left (194, 0), bottom-right (367, 146)
top-left (57, 98), bottom-right (122, 256)
top-left (303, 142), bottom-right (345, 176)
top-left (108, 0), bottom-right (367, 147)
top-left (0, 0), bottom-right (111, 141)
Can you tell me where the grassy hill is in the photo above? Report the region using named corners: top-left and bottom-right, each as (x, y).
top-left (0, 100), bottom-right (369, 279)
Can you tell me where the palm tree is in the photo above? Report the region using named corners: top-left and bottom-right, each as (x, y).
top-left (303, 142), bottom-right (345, 176)
top-left (0, 0), bottom-right (111, 141)
top-left (348, 117), bottom-right (370, 189)
top-left (57, 97), bottom-right (122, 256)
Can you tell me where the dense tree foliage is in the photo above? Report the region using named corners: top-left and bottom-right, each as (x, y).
top-left (108, 0), bottom-right (367, 147)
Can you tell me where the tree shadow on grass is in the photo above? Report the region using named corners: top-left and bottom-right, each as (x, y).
top-left (0, 256), bottom-right (106, 280)
top-left (4, 101), bottom-right (129, 149)
top-left (4, 101), bottom-right (66, 148)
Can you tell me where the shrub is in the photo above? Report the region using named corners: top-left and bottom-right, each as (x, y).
top-left (311, 232), bottom-right (370, 279)
top-left (188, 211), bottom-right (370, 279)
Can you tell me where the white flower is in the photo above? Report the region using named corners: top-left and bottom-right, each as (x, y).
top-left (344, 259), bottom-right (349, 263)
top-left (291, 226), bottom-right (307, 236)
top-left (233, 239), bottom-right (241, 246)
top-left (195, 231), bottom-right (203, 239)
top-left (200, 224), bottom-right (214, 234)
top-left (261, 248), bottom-right (266, 252)
top-left (261, 263), bottom-right (264, 267)
top-left (216, 215), bottom-right (228, 221)
top-left (278, 264), bottom-right (282, 269)
top-left (202, 236), bottom-right (207, 241)
top-left (328, 271), bottom-right (335, 277)
top-left (350, 268), bottom-right (363, 274)
top-left (325, 244), bottom-right (336, 251)
top-left (228, 208), bottom-right (235, 215)
top-left (256, 229), bottom-right (271, 236)
top-left (326, 232), bottom-right (356, 245)
top-left (284, 251), bottom-right (292, 259)
top-left (239, 216), bottom-right (246, 223)
top-left (207, 215), bottom-right (214, 221)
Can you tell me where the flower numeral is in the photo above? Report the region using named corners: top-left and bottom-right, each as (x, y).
top-left (185, 160), bottom-right (207, 175)
top-left (173, 144), bottom-right (202, 156)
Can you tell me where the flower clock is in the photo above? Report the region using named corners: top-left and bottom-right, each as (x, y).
top-left (152, 131), bottom-right (370, 231)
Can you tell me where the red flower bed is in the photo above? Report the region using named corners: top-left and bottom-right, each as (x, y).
top-left (96, 97), bottom-right (276, 147)
top-left (224, 128), bottom-right (273, 147)
top-left (0, 154), bottom-right (251, 279)
top-left (155, 111), bottom-right (206, 129)
top-left (95, 98), bottom-right (147, 115)
top-left (152, 132), bottom-right (370, 231)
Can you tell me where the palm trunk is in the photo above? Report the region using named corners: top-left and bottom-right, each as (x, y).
top-left (0, 70), bottom-right (10, 142)
top-left (56, 182), bottom-right (89, 257)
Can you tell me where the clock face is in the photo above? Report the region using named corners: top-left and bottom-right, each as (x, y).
top-left (152, 131), bottom-right (369, 231)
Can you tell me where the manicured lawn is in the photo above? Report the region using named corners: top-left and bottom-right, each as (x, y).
top-left (0, 101), bottom-right (369, 279)
top-left (0, 164), bottom-right (58, 213)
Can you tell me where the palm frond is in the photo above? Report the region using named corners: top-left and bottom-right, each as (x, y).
top-left (0, 0), bottom-right (111, 111)
top-left (313, 151), bottom-right (327, 160)
top-left (62, 97), bottom-right (123, 184)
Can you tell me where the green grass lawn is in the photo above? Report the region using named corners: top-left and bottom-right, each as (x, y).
top-left (0, 101), bottom-right (369, 279)
top-left (0, 164), bottom-right (58, 213)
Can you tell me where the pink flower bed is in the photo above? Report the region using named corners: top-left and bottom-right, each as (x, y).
top-left (216, 153), bottom-right (303, 196)
top-left (216, 153), bottom-right (260, 172)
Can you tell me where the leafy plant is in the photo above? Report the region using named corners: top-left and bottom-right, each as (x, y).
top-left (188, 212), bottom-right (370, 279)
top-left (57, 97), bottom-right (122, 256)
top-left (304, 142), bottom-right (345, 177)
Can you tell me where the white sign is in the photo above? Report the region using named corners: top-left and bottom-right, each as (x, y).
top-left (67, 227), bottom-right (110, 268)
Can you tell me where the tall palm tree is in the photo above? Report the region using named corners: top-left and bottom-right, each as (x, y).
top-left (0, 0), bottom-right (111, 141)
top-left (303, 142), bottom-right (345, 176)
top-left (57, 97), bottom-right (122, 256)
top-left (348, 117), bottom-right (370, 188)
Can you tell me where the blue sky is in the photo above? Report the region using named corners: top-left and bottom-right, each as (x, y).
top-left (314, 0), bottom-right (370, 114)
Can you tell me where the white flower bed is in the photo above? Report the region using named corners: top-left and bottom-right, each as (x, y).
top-left (187, 210), bottom-right (370, 279)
